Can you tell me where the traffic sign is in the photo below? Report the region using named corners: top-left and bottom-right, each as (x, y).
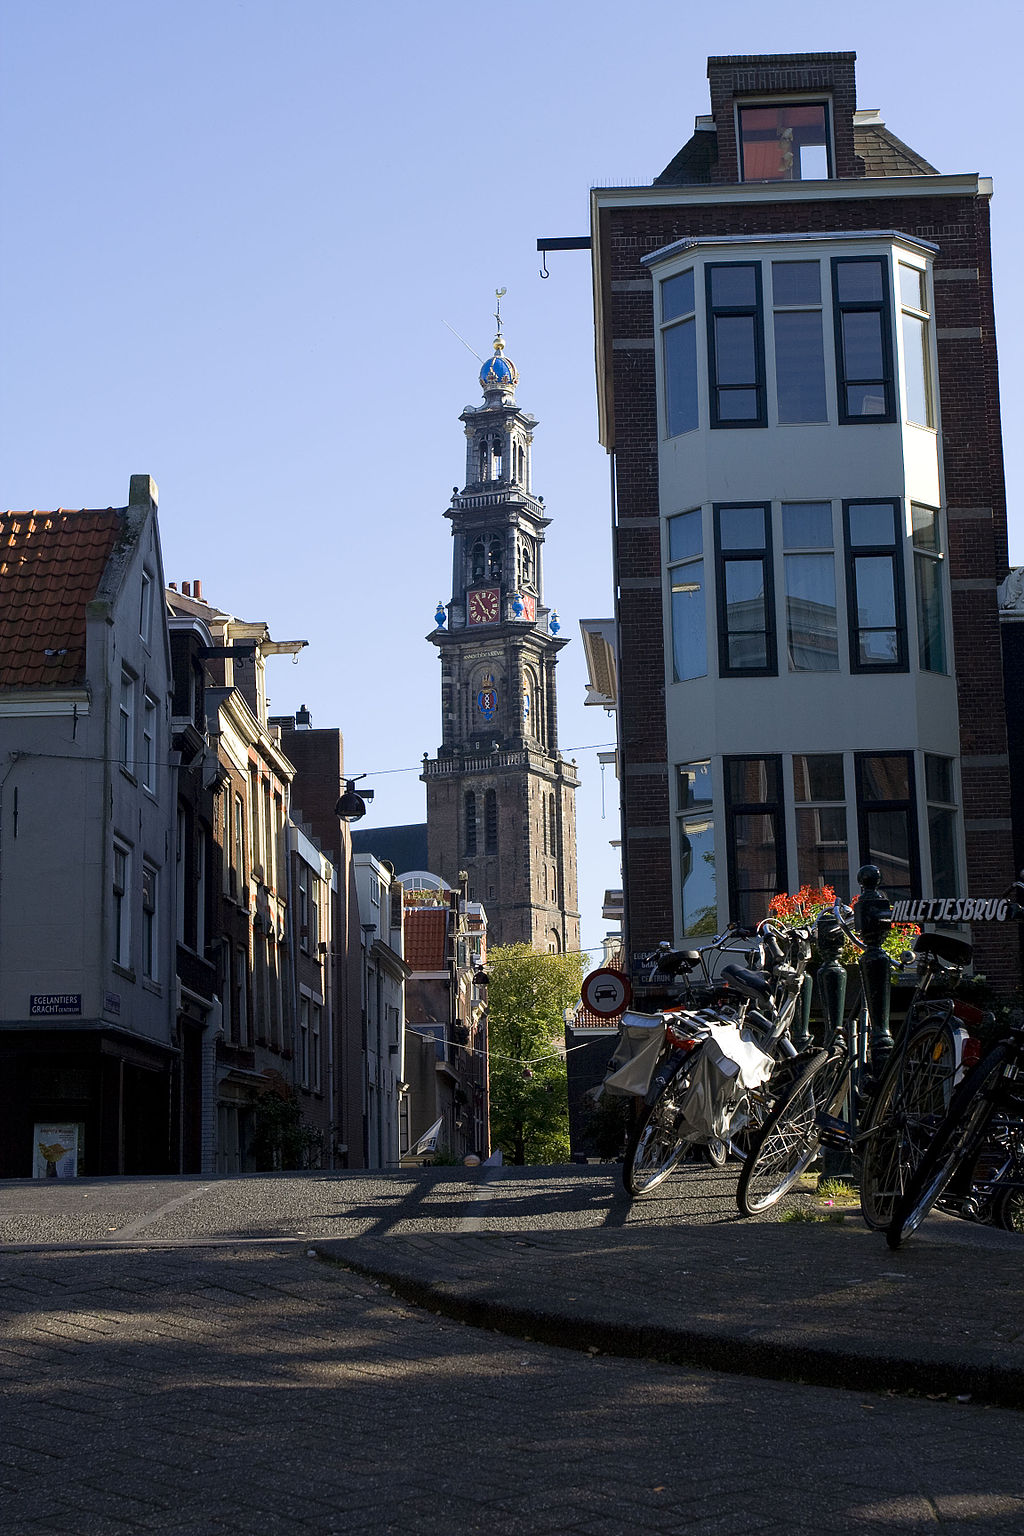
top-left (581, 967), bottom-right (631, 1018)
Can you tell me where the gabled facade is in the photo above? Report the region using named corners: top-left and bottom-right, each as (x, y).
top-left (590, 52), bottom-right (1018, 988)
top-left (402, 884), bottom-right (490, 1163)
top-left (0, 476), bottom-right (178, 1175)
top-left (354, 852), bottom-right (409, 1167)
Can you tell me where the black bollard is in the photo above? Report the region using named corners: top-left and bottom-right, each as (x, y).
top-left (855, 864), bottom-right (894, 1075)
top-left (815, 908), bottom-right (852, 1177)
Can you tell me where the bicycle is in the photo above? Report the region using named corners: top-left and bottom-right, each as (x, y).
top-left (735, 908), bottom-right (974, 1219)
top-left (618, 919), bottom-right (811, 1197)
top-left (887, 1011), bottom-right (1024, 1247)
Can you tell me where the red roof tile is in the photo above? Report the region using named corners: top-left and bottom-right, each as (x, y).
top-left (404, 907), bottom-right (449, 972)
top-left (0, 508), bottom-right (123, 689)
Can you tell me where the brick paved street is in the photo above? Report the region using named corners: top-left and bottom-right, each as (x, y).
top-left (1, 1172), bottom-right (1023, 1534)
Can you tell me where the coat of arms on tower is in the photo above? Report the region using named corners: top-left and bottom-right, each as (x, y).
top-left (477, 675), bottom-right (497, 721)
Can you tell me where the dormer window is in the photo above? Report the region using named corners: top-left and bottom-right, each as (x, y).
top-left (738, 103), bottom-right (830, 181)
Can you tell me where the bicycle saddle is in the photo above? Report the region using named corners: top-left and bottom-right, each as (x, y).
top-left (719, 964), bottom-right (772, 1002)
top-left (914, 932), bottom-right (973, 966)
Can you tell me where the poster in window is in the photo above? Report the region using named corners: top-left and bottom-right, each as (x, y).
top-left (32, 1123), bottom-right (83, 1179)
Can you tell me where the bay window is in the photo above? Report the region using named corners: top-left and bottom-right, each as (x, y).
top-left (772, 261), bottom-right (827, 423)
top-left (661, 269), bottom-right (699, 436)
top-left (782, 502), bottom-right (838, 671)
top-left (843, 500), bottom-right (907, 671)
top-left (668, 508), bottom-right (707, 681)
top-left (911, 504), bottom-right (947, 673)
top-left (899, 263), bottom-right (934, 428)
top-left (715, 503), bottom-right (775, 675)
top-left (724, 756), bottom-right (786, 925)
top-left (855, 753), bottom-right (919, 900)
top-left (832, 257), bottom-right (895, 423)
top-left (706, 264), bottom-right (766, 427)
top-left (676, 761), bottom-right (716, 936)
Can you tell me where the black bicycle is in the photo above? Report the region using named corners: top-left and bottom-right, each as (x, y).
top-left (736, 916), bottom-right (973, 1220)
top-left (887, 1012), bottom-right (1024, 1247)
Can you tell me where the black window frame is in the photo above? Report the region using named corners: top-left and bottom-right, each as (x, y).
top-left (831, 255), bottom-right (897, 425)
top-left (484, 789), bottom-right (498, 856)
top-left (842, 498), bottom-right (908, 674)
top-left (854, 752), bottom-right (920, 900)
top-left (465, 792), bottom-right (477, 857)
top-left (737, 100), bottom-right (833, 183)
top-left (705, 262), bottom-right (767, 429)
top-left (714, 502), bottom-right (777, 678)
top-left (723, 755), bottom-right (787, 926)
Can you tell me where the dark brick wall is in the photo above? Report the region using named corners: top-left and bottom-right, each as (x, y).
top-left (601, 184), bottom-right (1017, 988)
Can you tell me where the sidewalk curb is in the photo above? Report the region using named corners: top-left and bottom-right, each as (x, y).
top-left (315, 1241), bottom-right (1024, 1411)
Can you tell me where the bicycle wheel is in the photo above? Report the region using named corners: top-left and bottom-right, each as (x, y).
top-left (858, 1020), bottom-right (958, 1231)
top-left (887, 1045), bottom-right (1010, 1249)
top-left (736, 1049), bottom-right (830, 1215)
top-left (621, 1072), bottom-right (695, 1196)
top-left (704, 1137), bottom-right (728, 1168)
top-left (992, 1182), bottom-right (1024, 1232)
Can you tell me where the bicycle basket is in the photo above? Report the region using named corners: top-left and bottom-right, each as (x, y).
top-left (602, 1012), bottom-right (666, 1098)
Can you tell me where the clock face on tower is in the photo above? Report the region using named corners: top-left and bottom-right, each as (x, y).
top-left (468, 586), bottom-right (500, 625)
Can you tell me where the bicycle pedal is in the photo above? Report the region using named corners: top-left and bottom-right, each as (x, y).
top-left (816, 1112), bottom-right (852, 1149)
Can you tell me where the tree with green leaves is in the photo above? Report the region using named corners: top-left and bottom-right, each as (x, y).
top-left (486, 944), bottom-right (585, 1165)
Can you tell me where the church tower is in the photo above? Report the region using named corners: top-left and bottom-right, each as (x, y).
top-left (423, 317), bottom-right (580, 954)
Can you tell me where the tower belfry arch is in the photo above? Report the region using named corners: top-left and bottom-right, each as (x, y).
top-left (422, 310), bottom-right (580, 953)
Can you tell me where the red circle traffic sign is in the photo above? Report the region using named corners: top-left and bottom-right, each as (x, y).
top-left (581, 967), bottom-right (631, 1018)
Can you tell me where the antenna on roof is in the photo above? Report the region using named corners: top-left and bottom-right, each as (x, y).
top-left (442, 320), bottom-right (483, 361)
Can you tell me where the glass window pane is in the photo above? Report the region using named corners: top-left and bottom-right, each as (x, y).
top-left (774, 310), bottom-right (827, 422)
top-left (714, 315), bottom-right (757, 384)
top-left (717, 388), bottom-right (760, 421)
top-left (679, 817), bottom-right (717, 935)
top-left (710, 265), bottom-right (757, 307)
top-left (664, 318), bottom-right (698, 435)
top-left (678, 761), bottom-right (713, 811)
top-left (854, 556), bottom-right (897, 627)
top-left (899, 264), bottom-right (926, 311)
top-left (796, 807), bottom-right (849, 898)
top-left (718, 505), bottom-right (765, 549)
top-left (739, 105), bottom-right (827, 182)
top-left (793, 753), bottom-right (845, 803)
top-left (662, 269), bottom-right (694, 322)
top-left (783, 502), bottom-right (832, 548)
top-left (836, 260), bottom-right (884, 303)
top-left (671, 562), bottom-right (707, 681)
top-left (669, 508), bottom-right (702, 562)
top-left (911, 505), bottom-right (939, 551)
top-left (861, 754), bottom-right (910, 802)
top-left (925, 754), bottom-right (954, 804)
top-left (732, 815), bottom-right (780, 912)
top-left (864, 810), bottom-right (913, 898)
top-left (842, 310), bottom-right (885, 381)
top-left (902, 312), bottom-right (932, 426)
top-left (785, 553), bottom-right (838, 670)
top-left (848, 503), bottom-right (896, 546)
top-left (845, 384), bottom-right (888, 417)
top-left (728, 758), bottom-right (779, 803)
top-left (915, 553), bottom-right (946, 672)
top-left (928, 808), bottom-right (957, 897)
top-left (772, 261), bottom-right (821, 305)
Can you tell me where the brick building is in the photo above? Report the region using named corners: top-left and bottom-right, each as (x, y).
top-left (587, 51), bottom-right (1018, 989)
top-left (423, 330), bottom-right (581, 954)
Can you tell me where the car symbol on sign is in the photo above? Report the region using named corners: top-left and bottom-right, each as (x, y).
top-left (594, 985), bottom-right (619, 1003)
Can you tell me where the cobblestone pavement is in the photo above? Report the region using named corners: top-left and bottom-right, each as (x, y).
top-left (1, 1170), bottom-right (1022, 1535)
top-left (2, 1240), bottom-right (1024, 1536)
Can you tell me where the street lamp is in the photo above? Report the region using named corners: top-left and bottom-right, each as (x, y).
top-left (336, 774), bottom-right (374, 822)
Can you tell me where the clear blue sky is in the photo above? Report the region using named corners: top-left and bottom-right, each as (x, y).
top-left (2, 1), bottom-right (1020, 960)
